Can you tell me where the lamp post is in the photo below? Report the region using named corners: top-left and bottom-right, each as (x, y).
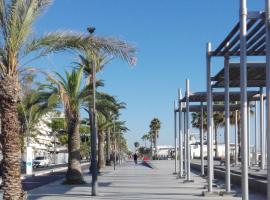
top-left (87, 26), bottom-right (98, 196)
top-left (113, 118), bottom-right (116, 170)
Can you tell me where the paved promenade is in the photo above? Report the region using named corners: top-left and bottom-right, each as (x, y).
top-left (27, 160), bottom-right (265, 200)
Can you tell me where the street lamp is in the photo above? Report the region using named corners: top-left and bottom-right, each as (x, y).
top-left (113, 119), bottom-right (116, 170)
top-left (87, 26), bottom-right (98, 196)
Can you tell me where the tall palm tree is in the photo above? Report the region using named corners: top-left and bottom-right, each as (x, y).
top-left (112, 120), bottom-right (129, 162)
top-left (78, 50), bottom-right (132, 173)
top-left (141, 133), bottom-right (150, 147)
top-left (191, 111), bottom-right (207, 133)
top-left (84, 92), bottom-right (126, 170)
top-left (149, 131), bottom-right (154, 157)
top-left (41, 67), bottom-right (88, 184)
top-left (191, 109), bottom-right (225, 158)
top-left (229, 103), bottom-right (254, 160)
top-left (0, 1), bottom-right (136, 198)
top-left (213, 111), bottom-right (225, 158)
top-left (150, 118), bottom-right (161, 160)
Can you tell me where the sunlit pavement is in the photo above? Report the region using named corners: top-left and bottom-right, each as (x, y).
top-left (25, 160), bottom-right (265, 200)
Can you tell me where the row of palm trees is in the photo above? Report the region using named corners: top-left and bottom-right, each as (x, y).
top-left (0, 0), bottom-right (136, 199)
top-left (191, 103), bottom-right (254, 159)
top-left (141, 118), bottom-right (161, 159)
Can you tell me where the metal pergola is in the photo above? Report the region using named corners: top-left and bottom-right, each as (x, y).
top-left (212, 62), bottom-right (266, 88)
top-left (178, 103), bottom-right (241, 177)
top-left (181, 104), bottom-right (241, 112)
top-left (212, 62), bottom-right (267, 171)
top-left (175, 89), bottom-right (259, 187)
top-left (180, 91), bottom-right (260, 102)
top-left (205, 1), bottom-right (270, 199)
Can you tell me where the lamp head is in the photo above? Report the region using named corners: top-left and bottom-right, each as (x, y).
top-left (87, 26), bottom-right (96, 34)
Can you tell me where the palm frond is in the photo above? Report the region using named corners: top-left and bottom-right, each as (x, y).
top-left (24, 31), bottom-right (87, 56)
top-left (6, 0), bottom-right (53, 57)
top-left (0, 0), bottom-right (7, 37)
top-left (87, 36), bottom-right (136, 64)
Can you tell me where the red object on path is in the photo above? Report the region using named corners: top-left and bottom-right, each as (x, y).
top-left (143, 156), bottom-right (150, 161)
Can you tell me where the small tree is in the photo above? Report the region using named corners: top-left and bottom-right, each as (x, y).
top-left (150, 118), bottom-right (161, 160)
top-left (134, 142), bottom-right (140, 152)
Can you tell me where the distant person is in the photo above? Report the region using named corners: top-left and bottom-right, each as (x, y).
top-left (133, 153), bottom-right (138, 164)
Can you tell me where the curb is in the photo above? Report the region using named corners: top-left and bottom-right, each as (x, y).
top-left (31, 162), bottom-right (90, 177)
top-left (0, 162), bottom-right (90, 184)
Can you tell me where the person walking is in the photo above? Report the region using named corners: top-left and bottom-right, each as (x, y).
top-left (133, 153), bottom-right (138, 164)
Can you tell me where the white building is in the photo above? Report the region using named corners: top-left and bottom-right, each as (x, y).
top-left (23, 112), bottom-right (68, 164)
top-left (156, 145), bottom-right (173, 159)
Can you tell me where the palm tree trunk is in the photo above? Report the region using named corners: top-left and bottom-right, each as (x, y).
top-left (65, 113), bottom-right (84, 184)
top-left (150, 137), bottom-right (153, 158)
top-left (237, 120), bottom-right (241, 159)
top-left (106, 128), bottom-right (111, 166)
top-left (154, 131), bottom-right (157, 160)
top-left (214, 125), bottom-right (218, 158)
top-left (0, 77), bottom-right (26, 200)
top-left (98, 131), bottom-right (105, 170)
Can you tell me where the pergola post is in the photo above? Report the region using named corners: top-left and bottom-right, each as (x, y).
top-left (255, 101), bottom-right (258, 166)
top-left (200, 102), bottom-right (204, 176)
top-left (260, 87), bottom-right (265, 170)
top-left (185, 79), bottom-right (191, 181)
top-left (224, 56), bottom-right (231, 192)
top-left (240, 0), bottom-right (249, 199)
top-left (235, 110), bottom-right (238, 166)
top-left (266, 1), bottom-right (270, 198)
top-left (178, 89), bottom-right (183, 178)
top-left (247, 102), bottom-right (250, 167)
top-left (184, 110), bottom-right (187, 175)
top-left (206, 42), bottom-right (213, 192)
top-left (174, 100), bottom-right (178, 174)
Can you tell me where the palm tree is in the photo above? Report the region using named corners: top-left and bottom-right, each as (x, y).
top-left (191, 109), bottom-right (225, 158)
top-left (147, 131), bottom-right (154, 157)
top-left (191, 111), bottom-right (207, 133)
top-left (78, 49), bottom-right (133, 173)
top-left (134, 142), bottom-right (140, 152)
top-left (18, 89), bottom-right (56, 150)
top-left (141, 134), bottom-right (150, 147)
top-left (229, 103), bottom-right (254, 160)
top-left (150, 118), bottom-right (161, 160)
top-left (41, 67), bottom-right (88, 184)
top-left (213, 111), bottom-right (225, 158)
top-left (83, 92), bottom-right (126, 170)
top-left (0, 1), bottom-right (136, 198)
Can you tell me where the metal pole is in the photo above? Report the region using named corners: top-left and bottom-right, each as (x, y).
top-left (186, 79), bottom-right (191, 181)
top-left (54, 132), bottom-right (56, 164)
top-left (240, 0), bottom-right (249, 198)
top-left (235, 110), bottom-right (238, 166)
top-left (260, 87), bottom-right (265, 170)
top-left (200, 102), bottom-right (204, 176)
top-left (248, 102), bottom-right (250, 167)
top-left (178, 89), bottom-right (183, 177)
top-left (184, 111), bottom-right (187, 175)
top-left (265, 1), bottom-right (270, 199)
top-left (206, 42), bottom-right (213, 192)
top-left (91, 56), bottom-right (98, 196)
top-left (106, 128), bottom-right (111, 166)
top-left (114, 120), bottom-right (116, 170)
top-left (174, 100), bottom-right (177, 174)
top-left (255, 101), bottom-right (258, 165)
top-left (224, 56), bottom-right (231, 192)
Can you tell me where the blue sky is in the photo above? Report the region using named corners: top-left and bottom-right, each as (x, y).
top-left (31, 0), bottom-right (265, 149)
